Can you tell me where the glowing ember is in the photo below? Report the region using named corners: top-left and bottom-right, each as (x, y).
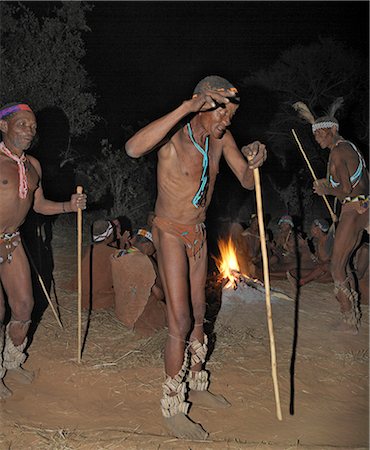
top-left (214, 237), bottom-right (240, 288)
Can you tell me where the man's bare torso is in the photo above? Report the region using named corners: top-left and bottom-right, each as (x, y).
top-left (0, 153), bottom-right (39, 232)
top-left (154, 125), bottom-right (224, 224)
top-left (328, 142), bottom-right (369, 201)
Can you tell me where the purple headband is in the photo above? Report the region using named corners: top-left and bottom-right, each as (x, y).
top-left (0, 104), bottom-right (33, 120)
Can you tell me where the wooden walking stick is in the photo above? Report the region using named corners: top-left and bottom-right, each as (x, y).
top-left (253, 167), bottom-right (283, 421)
top-left (291, 129), bottom-right (337, 223)
top-left (77, 185), bottom-right (83, 363)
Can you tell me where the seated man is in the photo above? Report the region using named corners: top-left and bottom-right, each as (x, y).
top-left (128, 228), bottom-right (156, 256)
top-left (268, 215), bottom-right (316, 279)
top-left (241, 213), bottom-right (273, 278)
top-left (287, 218), bottom-right (333, 287)
top-left (77, 216), bottom-right (132, 310)
top-left (92, 216), bottom-right (132, 249)
top-left (112, 227), bottom-right (166, 336)
top-left (123, 227), bottom-right (164, 301)
top-left (241, 214), bottom-right (261, 261)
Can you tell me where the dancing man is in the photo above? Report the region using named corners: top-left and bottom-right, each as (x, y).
top-left (293, 98), bottom-right (369, 333)
top-left (125, 76), bottom-right (266, 439)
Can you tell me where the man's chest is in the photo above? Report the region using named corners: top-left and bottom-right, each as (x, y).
top-left (173, 138), bottom-right (222, 179)
top-left (0, 157), bottom-right (39, 192)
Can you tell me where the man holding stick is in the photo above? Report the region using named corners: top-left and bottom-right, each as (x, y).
top-left (125, 76), bottom-right (266, 439)
top-left (293, 99), bottom-right (369, 334)
top-left (0, 102), bottom-right (87, 398)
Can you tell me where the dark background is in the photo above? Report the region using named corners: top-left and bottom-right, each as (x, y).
top-left (81, 1), bottom-right (369, 145)
top-left (17, 1), bottom-right (369, 312)
top-left (24, 1), bottom-right (369, 149)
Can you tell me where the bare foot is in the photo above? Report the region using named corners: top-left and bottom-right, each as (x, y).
top-left (332, 321), bottom-right (359, 335)
top-left (164, 413), bottom-right (208, 440)
top-left (6, 367), bottom-right (35, 384)
top-left (0, 380), bottom-right (12, 400)
top-left (188, 389), bottom-right (231, 409)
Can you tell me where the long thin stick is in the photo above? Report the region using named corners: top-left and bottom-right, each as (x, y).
top-left (291, 129), bottom-right (337, 223)
top-left (23, 241), bottom-right (63, 329)
top-left (253, 167), bottom-right (283, 421)
top-left (77, 186), bottom-right (83, 363)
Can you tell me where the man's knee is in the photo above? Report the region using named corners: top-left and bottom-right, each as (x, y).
top-left (9, 297), bottom-right (34, 321)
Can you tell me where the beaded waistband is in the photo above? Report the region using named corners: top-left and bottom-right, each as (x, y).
top-left (342, 194), bottom-right (369, 205)
top-left (0, 230), bottom-right (20, 242)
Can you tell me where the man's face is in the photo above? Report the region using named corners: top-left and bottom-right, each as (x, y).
top-left (279, 222), bottom-right (291, 233)
top-left (313, 127), bottom-right (336, 149)
top-left (208, 102), bottom-right (239, 139)
top-left (0, 110), bottom-right (37, 152)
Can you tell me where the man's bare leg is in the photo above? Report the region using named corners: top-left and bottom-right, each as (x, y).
top-left (153, 226), bottom-right (208, 440)
top-left (1, 247), bottom-right (35, 384)
top-left (331, 214), bottom-right (365, 334)
top-left (187, 243), bottom-right (230, 409)
top-left (0, 273), bottom-right (12, 398)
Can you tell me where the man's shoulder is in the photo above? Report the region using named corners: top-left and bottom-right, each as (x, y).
top-left (26, 154), bottom-right (42, 174)
top-left (333, 141), bottom-right (357, 157)
top-left (27, 154), bottom-right (40, 165)
top-left (216, 130), bottom-right (237, 152)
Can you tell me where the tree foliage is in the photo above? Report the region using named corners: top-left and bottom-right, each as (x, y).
top-left (242, 38), bottom-right (368, 152)
top-left (77, 139), bottom-right (156, 224)
top-left (241, 38), bottom-right (368, 221)
top-left (0, 1), bottom-right (98, 136)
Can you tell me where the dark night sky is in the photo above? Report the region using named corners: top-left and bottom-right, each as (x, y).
top-left (18, 1), bottom-right (369, 220)
top-left (79, 1), bottom-right (369, 138)
top-left (24, 1), bottom-right (369, 141)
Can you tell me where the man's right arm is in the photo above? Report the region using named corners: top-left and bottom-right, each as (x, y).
top-left (125, 89), bottom-right (238, 158)
top-left (125, 103), bottom-right (191, 158)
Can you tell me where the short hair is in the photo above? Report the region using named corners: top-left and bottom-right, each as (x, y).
top-left (193, 75), bottom-right (240, 103)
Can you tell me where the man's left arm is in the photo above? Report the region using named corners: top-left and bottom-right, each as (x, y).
top-left (223, 132), bottom-right (267, 190)
top-left (30, 157), bottom-right (86, 215)
top-left (313, 149), bottom-right (352, 197)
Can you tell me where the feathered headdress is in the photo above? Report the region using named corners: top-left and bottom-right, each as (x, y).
top-left (325, 97), bottom-right (344, 119)
top-left (292, 98), bottom-right (344, 132)
top-left (292, 101), bottom-right (316, 124)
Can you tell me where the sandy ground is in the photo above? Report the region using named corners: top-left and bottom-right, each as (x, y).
top-left (1, 217), bottom-right (369, 450)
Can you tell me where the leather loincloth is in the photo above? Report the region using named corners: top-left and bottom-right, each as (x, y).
top-left (152, 216), bottom-right (206, 259)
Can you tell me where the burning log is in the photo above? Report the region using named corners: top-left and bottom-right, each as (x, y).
top-left (228, 269), bottom-right (292, 302)
top-left (213, 237), bottom-right (292, 302)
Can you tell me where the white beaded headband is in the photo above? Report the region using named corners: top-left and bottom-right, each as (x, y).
top-left (312, 121), bottom-right (339, 132)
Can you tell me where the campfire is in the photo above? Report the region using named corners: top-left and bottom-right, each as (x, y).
top-left (214, 237), bottom-right (240, 289)
top-left (214, 236), bottom-right (263, 290)
top-left (214, 236), bottom-right (292, 302)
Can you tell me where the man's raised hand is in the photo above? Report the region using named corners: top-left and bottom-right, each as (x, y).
top-left (187, 89), bottom-right (238, 113)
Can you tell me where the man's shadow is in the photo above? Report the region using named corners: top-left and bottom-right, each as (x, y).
top-left (22, 106), bottom-right (73, 344)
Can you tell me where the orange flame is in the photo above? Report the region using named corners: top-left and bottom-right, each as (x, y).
top-left (214, 237), bottom-right (240, 288)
